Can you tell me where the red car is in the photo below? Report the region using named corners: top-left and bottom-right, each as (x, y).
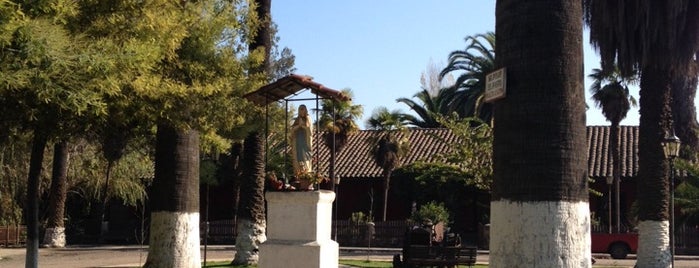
top-left (591, 232), bottom-right (639, 259)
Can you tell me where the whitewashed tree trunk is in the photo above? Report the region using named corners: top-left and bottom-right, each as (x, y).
top-left (490, 200), bottom-right (591, 268)
top-left (145, 125), bottom-right (201, 268)
top-left (233, 218), bottom-right (267, 264)
top-left (145, 212), bottom-right (201, 268)
top-left (636, 221), bottom-right (671, 268)
top-left (42, 227), bottom-right (66, 248)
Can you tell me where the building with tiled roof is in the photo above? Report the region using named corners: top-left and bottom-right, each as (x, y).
top-left (316, 125), bottom-right (639, 231)
top-left (316, 125), bottom-right (639, 180)
top-left (315, 128), bottom-right (462, 179)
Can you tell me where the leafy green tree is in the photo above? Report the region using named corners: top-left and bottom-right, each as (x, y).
top-left (588, 67), bottom-right (637, 233)
top-left (366, 107), bottom-right (410, 221)
top-left (412, 201), bottom-right (450, 226)
top-left (584, 2), bottom-right (699, 266)
top-left (491, 1), bottom-right (588, 266)
top-left (439, 32), bottom-right (495, 122)
top-left (676, 161), bottom-right (699, 225)
top-left (0, 3), bottom-right (109, 265)
top-left (436, 116), bottom-right (493, 190)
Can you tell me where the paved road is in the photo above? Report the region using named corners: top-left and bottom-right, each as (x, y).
top-left (2, 245), bottom-right (699, 267)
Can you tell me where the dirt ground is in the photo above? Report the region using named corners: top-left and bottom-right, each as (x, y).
top-left (2, 245), bottom-right (699, 268)
top-left (0, 245), bottom-right (233, 268)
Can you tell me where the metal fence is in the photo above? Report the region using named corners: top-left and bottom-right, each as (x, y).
top-left (332, 220), bottom-right (411, 247)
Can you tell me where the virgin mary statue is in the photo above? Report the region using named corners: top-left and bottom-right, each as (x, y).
top-left (291, 105), bottom-right (313, 174)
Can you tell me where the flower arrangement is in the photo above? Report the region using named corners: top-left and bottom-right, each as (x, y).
top-left (297, 171), bottom-right (329, 185)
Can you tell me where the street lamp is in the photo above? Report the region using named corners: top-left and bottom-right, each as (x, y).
top-left (662, 132), bottom-right (680, 268)
top-left (606, 176), bottom-right (613, 234)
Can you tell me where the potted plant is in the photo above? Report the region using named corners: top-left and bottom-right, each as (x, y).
top-left (296, 171), bottom-right (328, 190)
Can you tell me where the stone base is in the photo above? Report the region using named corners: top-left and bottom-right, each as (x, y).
top-left (259, 190), bottom-right (338, 268)
top-left (259, 239), bottom-right (338, 268)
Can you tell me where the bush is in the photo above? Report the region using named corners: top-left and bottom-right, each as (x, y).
top-left (411, 201), bottom-right (449, 226)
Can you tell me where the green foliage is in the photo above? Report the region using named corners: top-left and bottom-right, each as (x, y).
top-left (439, 32), bottom-right (495, 122)
top-left (675, 159), bottom-right (699, 224)
top-left (393, 161), bottom-right (479, 227)
top-left (69, 138), bottom-right (153, 207)
top-left (435, 116), bottom-right (492, 190)
top-left (350, 211), bottom-right (369, 225)
top-left (588, 68), bottom-right (637, 124)
top-left (412, 201), bottom-right (450, 226)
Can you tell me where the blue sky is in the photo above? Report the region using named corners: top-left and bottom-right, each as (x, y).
top-left (271, 1), bottom-right (642, 128)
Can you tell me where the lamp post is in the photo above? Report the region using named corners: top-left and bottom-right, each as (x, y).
top-left (662, 132), bottom-right (680, 268)
top-left (606, 176), bottom-right (613, 234)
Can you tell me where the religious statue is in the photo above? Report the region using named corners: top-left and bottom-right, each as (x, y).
top-left (291, 104), bottom-right (313, 175)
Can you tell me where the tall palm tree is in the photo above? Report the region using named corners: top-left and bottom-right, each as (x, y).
top-left (491, 1), bottom-right (589, 267)
top-left (43, 141), bottom-right (69, 248)
top-left (584, 2), bottom-right (699, 266)
top-left (440, 32), bottom-right (496, 122)
top-left (396, 88), bottom-right (451, 128)
top-left (671, 55), bottom-right (699, 160)
top-left (232, 131), bottom-right (267, 265)
top-left (366, 107), bottom-right (410, 221)
top-left (588, 67), bottom-right (637, 233)
top-left (316, 89), bottom-right (363, 190)
top-left (233, 0), bottom-right (272, 264)
top-left (145, 124), bottom-right (201, 268)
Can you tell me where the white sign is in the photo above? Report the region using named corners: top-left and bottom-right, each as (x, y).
top-left (485, 68), bottom-right (506, 103)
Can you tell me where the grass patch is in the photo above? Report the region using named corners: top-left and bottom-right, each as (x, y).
top-left (339, 260), bottom-right (488, 268)
top-left (339, 259), bottom-right (393, 267)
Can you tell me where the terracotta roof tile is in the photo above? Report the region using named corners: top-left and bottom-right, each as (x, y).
top-left (586, 125), bottom-right (638, 178)
top-left (312, 125), bottom-right (638, 180)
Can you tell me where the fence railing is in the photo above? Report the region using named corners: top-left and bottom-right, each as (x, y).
top-left (201, 219), bottom-right (237, 244)
top-left (676, 224), bottom-right (699, 249)
top-left (0, 225), bottom-right (26, 247)
top-left (201, 219), bottom-right (699, 251)
top-left (332, 219), bottom-right (410, 247)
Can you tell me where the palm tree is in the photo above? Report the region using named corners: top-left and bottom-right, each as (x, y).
top-left (588, 67), bottom-right (637, 233)
top-left (491, 1), bottom-right (588, 267)
top-left (233, 0), bottom-right (272, 264)
top-left (232, 131), bottom-right (267, 265)
top-left (144, 124), bottom-right (201, 268)
top-left (671, 55), bottom-right (699, 160)
top-left (440, 32), bottom-right (496, 122)
top-left (43, 141), bottom-right (69, 248)
top-left (396, 88), bottom-right (451, 128)
top-left (316, 89), bottom-right (363, 190)
top-left (366, 107), bottom-right (410, 221)
top-left (584, 2), bottom-right (699, 266)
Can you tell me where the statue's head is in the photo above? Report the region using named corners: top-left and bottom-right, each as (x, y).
top-left (299, 104), bottom-right (308, 117)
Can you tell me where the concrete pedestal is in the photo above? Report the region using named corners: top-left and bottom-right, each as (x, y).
top-left (259, 190), bottom-right (338, 268)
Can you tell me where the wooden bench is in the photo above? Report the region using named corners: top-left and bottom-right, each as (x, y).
top-left (402, 245), bottom-right (477, 268)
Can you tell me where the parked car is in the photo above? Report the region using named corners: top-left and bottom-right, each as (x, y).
top-left (591, 232), bottom-right (638, 259)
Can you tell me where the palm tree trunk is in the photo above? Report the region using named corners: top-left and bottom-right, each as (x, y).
top-left (610, 121), bottom-right (621, 233)
top-left (99, 160), bottom-right (113, 241)
top-left (25, 129), bottom-right (48, 268)
top-left (491, 1), bottom-right (589, 267)
top-left (636, 65), bottom-right (673, 268)
top-left (233, 131), bottom-right (267, 265)
top-left (43, 141), bottom-right (70, 248)
top-left (382, 171), bottom-right (391, 221)
top-left (144, 124), bottom-right (201, 268)
top-left (671, 68), bottom-right (699, 159)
